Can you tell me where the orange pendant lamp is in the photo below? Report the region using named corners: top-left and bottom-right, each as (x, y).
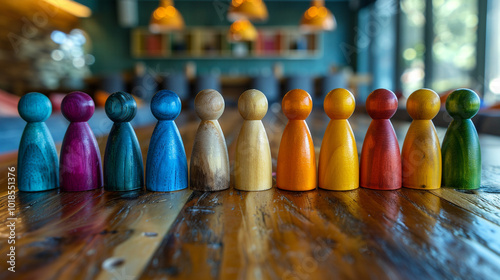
top-left (228, 19), bottom-right (257, 42)
top-left (149, 0), bottom-right (185, 33)
top-left (228, 0), bottom-right (268, 22)
top-left (300, 0), bottom-right (336, 32)
top-left (43, 0), bottom-right (92, 18)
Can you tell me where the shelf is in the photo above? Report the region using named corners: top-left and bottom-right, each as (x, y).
top-left (131, 27), bottom-right (322, 59)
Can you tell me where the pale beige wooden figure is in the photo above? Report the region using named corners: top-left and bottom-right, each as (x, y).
top-left (190, 89), bottom-right (230, 191)
top-left (234, 89), bottom-right (273, 191)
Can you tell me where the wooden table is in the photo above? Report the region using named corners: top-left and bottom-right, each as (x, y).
top-left (1, 107), bottom-right (500, 280)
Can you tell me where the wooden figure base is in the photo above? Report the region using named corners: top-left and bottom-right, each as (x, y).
top-left (402, 120), bottom-right (441, 190)
top-left (360, 120), bottom-right (401, 190)
top-left (234, 121), bottom-right (273, 191)
top-left (60, 122), bottom-right (103, 192)
top-left (276, 120), bottom-right (317, 192)
top-left (318, 120), bottom-right (359, 191)
top-left (190, 120), bottom-right (230, 192)
top-left (18, 123), bottom-right (59, 192)
top-left (104, 122), bottom-right (144, 192)
top-left (442, 120), bottom-right (481, 190)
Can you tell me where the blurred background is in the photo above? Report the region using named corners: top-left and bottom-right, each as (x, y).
top-left (0, 0), bottom-right (499, 152)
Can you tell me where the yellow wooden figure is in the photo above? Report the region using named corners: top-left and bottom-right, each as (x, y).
top-left (318, 88), bottom-right (359, 191)
top-left (234, 89), bottom-right (273, 191)
top-left (402, 88), bottom-right (442, 189)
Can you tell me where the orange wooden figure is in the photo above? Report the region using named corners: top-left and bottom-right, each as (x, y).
top-left (402, 89), bottom-right (442, 189)
top-left (318, 88), bottom-right (359, 191)
top-left (360, 89), bottom-right (401, 190)
top-left (276, 89), bottom-right (317, 191)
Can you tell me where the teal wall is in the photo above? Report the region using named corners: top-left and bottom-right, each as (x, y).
top-left (81, 0), bottom-right (355, 76)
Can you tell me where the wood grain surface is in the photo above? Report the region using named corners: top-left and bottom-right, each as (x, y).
top-left (1, 106), bottom-right (500, 280)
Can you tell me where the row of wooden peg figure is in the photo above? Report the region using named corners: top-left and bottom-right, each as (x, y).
top-left (16, 87), bottom-right (481, 192)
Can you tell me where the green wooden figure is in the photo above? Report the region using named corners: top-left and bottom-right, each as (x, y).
top-left (103, 91), bottom-right (144, 191)
top-left (442, 88), bottom-right (481, 190)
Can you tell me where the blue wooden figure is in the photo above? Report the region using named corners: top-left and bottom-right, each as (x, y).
top-left (104, 91), bottom-right (144, 191)
top-left (17, 92), bottom-right (59, 192)
top-left (146, 90), bottom-right (188, 191)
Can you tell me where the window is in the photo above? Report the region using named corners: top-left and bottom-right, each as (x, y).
top-left (484, 0), bottom-right (500, 104)
top-left (358, 0), bottom-right (491, 102)
top-left (356, 0), bottom-right (398, 101)
top-left (399, 0), bottom-right (426, 97)
top-left (430, 0), bottom-right (478, 93)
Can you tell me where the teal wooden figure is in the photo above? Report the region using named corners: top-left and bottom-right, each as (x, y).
top-left (146, 90), bottom-right (188, 192)
top-left (442, 88), bottom-right (481, 190)
top-left (17, 92), bottom-right (59, 192)
top-left (104, 92), bottom-right (144, 191)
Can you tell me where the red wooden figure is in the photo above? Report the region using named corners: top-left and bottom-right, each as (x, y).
top-left (360, 89), bottom-right (401, 190)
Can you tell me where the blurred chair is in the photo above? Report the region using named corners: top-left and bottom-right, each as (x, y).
top-left (195, 74), bottom-right (221, 96)
top-left (317, 72), bottom-right (348, 106)
top-left (251, 75), bottom-right (280, 104)
top-left (433, 109), bottom-right (453, 128)
top-left (284, 75), bottom-right (314, 99)
top-left (61, 76), bottom-right (85, 89)
top-left (94, 90), bottom-right (111, 108)
top-left (48, 93), bottom-right (65, 112)
top-left (162, 73), bottom-right (189, 101)
top-left (434, 109), bottom-right (482, 128)
top-left (476, 112), bottom-right (500, 136)
top-left (132, 72), bottom-right (158, 102)
top-left (392, 108), bottom-right (412, 122)
top-left (0, 89), bottom-right (19, 117)
top-left (101, 73), bottom-right (126, 93)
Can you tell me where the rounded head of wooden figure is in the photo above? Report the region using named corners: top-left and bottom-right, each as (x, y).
top-left (407, 88), bottom-right (440, 120)
top-left (18, 92), bottom-right (52, 122)
top-left (151, 90), bottom-right (181, 121)
top-left (105, 91), bottom-right (137, 122)
top-left (61, 91), bottom-right (95, 122)
top-left (324, 88), bottom-right (355, 120)
top-left (445, 88), bottom-right (480, 119)
top-left (238, 89), bottom-right (268, 120)
top-left (366, 88), bottom-right (398, 120)
top-left (282, 89), bottom-right (313, 120)
top-left (194, 89), bottom-right (225, 121)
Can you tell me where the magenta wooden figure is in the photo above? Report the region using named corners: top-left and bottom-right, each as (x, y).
top-left (59, 91), bottom-right (103, 191)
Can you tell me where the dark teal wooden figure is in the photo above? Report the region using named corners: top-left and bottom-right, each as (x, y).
top-left (104, 92), bottom-right (144, 191)
top-left (442, 88), bottom-right (481, 189)
top-left (146, 90), bottom-right (188, 192)
top-left (17, 92), bottom-right (59, 192)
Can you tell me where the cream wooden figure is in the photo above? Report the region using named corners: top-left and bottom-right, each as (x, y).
top-left (234, 89), bottom-right (272, 191)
